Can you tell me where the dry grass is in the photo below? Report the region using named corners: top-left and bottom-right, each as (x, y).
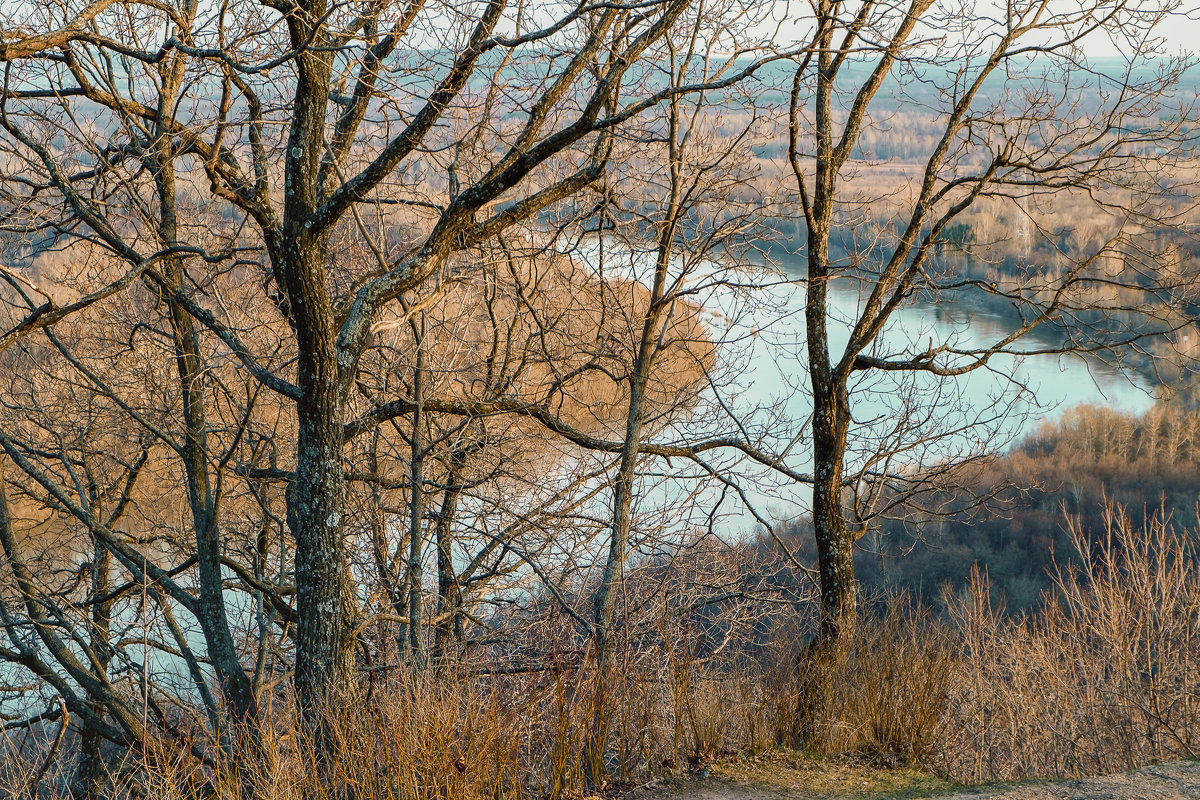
top-left (6, 504), bottom-right (1198, 797)
top-left (940, 504), bottom-right (1200, 782)
top-left (708, 750), bottom-right (954, 799)
top-left (773, 602), bottom-right (957, 766)
top-left (6, 661), bottom-right (783, 799)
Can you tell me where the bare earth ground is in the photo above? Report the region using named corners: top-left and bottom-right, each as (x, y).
top-left (621, 754), bottom-right (1200, 800)
top-left (936, 763), bottom-right (1200, 800)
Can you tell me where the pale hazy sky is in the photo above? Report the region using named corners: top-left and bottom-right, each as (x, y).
top-left (1089, 5), bottom-right (1200, 59)
top-left (752, 0), bottom-right (1200, 62)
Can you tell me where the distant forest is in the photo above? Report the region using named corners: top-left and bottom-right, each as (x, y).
top-left (775, 389), bottom-right (1200, 613)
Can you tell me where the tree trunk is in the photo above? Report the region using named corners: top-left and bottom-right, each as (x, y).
top-left (406, 360), bottom-right (428, 668)
top-left (166, 277), bottom-right (271, 781)
top-left (282, 237), bottom-right (356, 713)
top-left (586, 390), bottom-right (645, 787)
top-left (590, 402), bottom-right (643, 672)
top-left (278, 4), bottom-right (357, 711)
top-left (588, 215), bottom-right (678, 783)
top-left (804, 15), bottom-right (858, 653)
top-left (290, 326), bottom-right (354, 707)
top-left (75, 544), bottom-right (112, 799)
top-left (432, 447), bottom-right (467, 671)
top-left (808, 387), bottom-right (856, 648)
top-left (153, 94), bottom-right (269, 780)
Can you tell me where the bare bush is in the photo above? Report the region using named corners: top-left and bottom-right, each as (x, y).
top-left (942, 505), bottom-right (1200, 781)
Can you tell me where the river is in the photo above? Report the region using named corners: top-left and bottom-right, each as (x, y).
top-left (609, 244), bottom-right (1158, 531)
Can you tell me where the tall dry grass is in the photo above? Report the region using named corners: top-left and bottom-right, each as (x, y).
top-left (773, 601), bottom-right (956, 766)
top-left (940, 505), bottom-right (1200, 782)
top-left (6, 504), bottom-right (1198, 797)
top-left (7, 658), bottom-right (781, 799)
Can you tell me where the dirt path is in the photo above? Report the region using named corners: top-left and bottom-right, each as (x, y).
top-left (624, 759), bottom-right (1200, 800)
top-left (938, 762), bottom-right (1200, 800)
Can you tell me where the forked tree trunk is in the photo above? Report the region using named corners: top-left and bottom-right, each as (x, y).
top-left (803, 12), bottom-right (859, 656)
top-left (277, 7), bottom-right (359, 712)
top-left (153, 90), bottom-right (270, 781)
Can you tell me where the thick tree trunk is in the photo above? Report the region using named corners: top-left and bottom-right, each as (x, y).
top-left (809, 388), bottom-right (856, 649)
top-left (795, 344), bottom-right (857, 751)
top-left (278, 233), bottom-right (357, 720)
top-left (277, 3), bottom-right (358, 712)
top-left (804, 16), bottom-right (858, 653)
top-left (290, 331), bottom-right (354, 707)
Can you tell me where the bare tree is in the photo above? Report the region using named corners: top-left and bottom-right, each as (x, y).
top-left (5, 0), bottom-right (1195, 787)
top-left (783, 0), bottom-right (1198, 655)
top-left (342, 234), bottom-right (721, 673)
top-left (0, 0), bottom-right (792, 727)
top-left (587, 67), bottom-right (768, 672)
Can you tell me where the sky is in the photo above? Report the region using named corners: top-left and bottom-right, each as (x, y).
top-left (750, 0), bottom-right (1200, 62)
